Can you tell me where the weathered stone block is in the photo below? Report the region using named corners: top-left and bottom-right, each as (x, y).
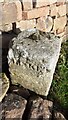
top-left (1, 93), bottom-right (27, 119)
top-left (28, 97), bottom-right (53, 119)
top-left (8, 29), bottom-right (62, 96)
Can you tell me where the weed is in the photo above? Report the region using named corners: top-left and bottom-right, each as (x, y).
top-left (48, 40), bottom-right (68, 109)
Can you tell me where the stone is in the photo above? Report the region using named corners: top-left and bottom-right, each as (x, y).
top-left (8, 29), bottom-right (62, 96)
top-left (0, 73), bottom-right (10, 102)
top-left (16, 19), bottom-right (36, 31)
top-left (22, 0), bottom-right (33, 10)
top-left (50, 4), bottom-right (58, 17)
top-left (57, 4), bottom-right (67, 16)
top-left (53, 110), bottom-right (66, 120)
top-left (28, 97), bottom-right (53, 119)
top-left (36, 16), bottom-right (53, 32)
top-left (36, 0), bottom-right (50, 7)
top-left (53, 16), bottom-right (67, 35)
top-left (0, 23), bottom-right (12, 32)
top-left (0, 0), bottom-right (4, 2)
top-left (22, 6), bottom-right (49, 20)
top-left (14, 0), bottom-right (22, 21)
top-left (1, 93), bottom-right (27, 119)
top-left (2, 2), bottom-right (17, 24)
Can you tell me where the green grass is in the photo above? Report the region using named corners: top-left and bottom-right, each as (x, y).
top-left (48, 40), bottom-right (68, 109)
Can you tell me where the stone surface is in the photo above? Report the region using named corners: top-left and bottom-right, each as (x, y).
top-left (2, 2), bottom-right (17, 24)
top-left (0, 23), bottom-right (12, 32)
top-left (22, 0), bottom-right (33, 10)
top-left (36, 0), bottom-right (50, 7)
top-left (53, 16), bottom-right (67, 35)
top-left (8, 29), bottom-right (62, 96)
top-left (22, 6), bottom-right (49, 20)
top-left (50, 4), bottom-right (58, 17)
top-left (28, 97), bottom-right (53, 119)
top-left (36, 16), bottom-right (53, 32)
top-left (16, 19), bottom-right (36, 31)
top-left (53, 110), bottom-right (66, 120)
top-left (1, 93), bottom-right (27, 119)
top-left (0, 73), bottom-right (9, 102)
top-left (14, 0), bottom-right (22, 21)
top-left (57, 4), bottom-right (67, 16)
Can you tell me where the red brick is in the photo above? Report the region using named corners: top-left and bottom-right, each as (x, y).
top-left (22, 6), bottom-right (49, 20)
top-left (22, 0), bottom-right (33, 10)
top-left (16, 19), bottom-right (36, 31)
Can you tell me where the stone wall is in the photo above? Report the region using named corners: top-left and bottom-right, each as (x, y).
top-left (0, 0), bottom-right (68, 40)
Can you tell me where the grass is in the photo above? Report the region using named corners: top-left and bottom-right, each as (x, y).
top-left (48, 40), bottom-right (68, 109)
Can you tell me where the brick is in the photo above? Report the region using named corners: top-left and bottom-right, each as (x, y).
top-left (53, 16), bottom-right (67, 34)
top-left (57, 4), bottom-right (66, 16)
top-left (50, 4), bottom-right (58, 17)
top-left (2, 3), bottom-right (17, 24)
top-left (22, 0), bottom-right (33, 10)
top-left (36, 0), bottom-right (50, 8)
top-left (56, 0), bottom-right (66, 6)
top-left (49, 0), bottom-right (57, 4)
top-left (36, 16), bottom-right (53, 32)
top-left (16, 19), bottom-right (36, 31)
top-left (14, 0), bottom-right (22, 21)
top-left (22, 6), bottom-right (49, 20)
top-left (0, 23), bottom-right (12, 32)
top-left (36, 0), bottom-right (57, 7)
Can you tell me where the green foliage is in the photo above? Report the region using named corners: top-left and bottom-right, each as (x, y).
top-left (48, 40), bottom-right (68, 109)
